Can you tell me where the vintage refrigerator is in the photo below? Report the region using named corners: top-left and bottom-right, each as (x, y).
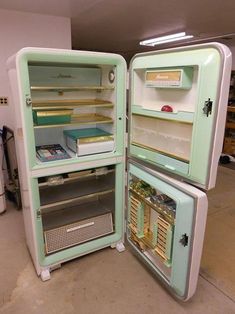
top-left (7, 43), bottom-right (231, 301)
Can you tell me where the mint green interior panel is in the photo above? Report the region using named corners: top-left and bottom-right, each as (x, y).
top-left (127, 163), bottom-right (195, 298)
top-left (130, 47), bottom-right (223, 187)
top-left (28, 66), bottom-right (101, 87)
top-left (17, 50), bottom-right (126, 170)
top-left (31, 162), bottom-right (124, 266)
top-left (132, 105), bottom-right (194, 123)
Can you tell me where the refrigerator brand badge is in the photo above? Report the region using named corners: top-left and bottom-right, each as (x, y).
top-left (51, 74), bottom-right (75, 79)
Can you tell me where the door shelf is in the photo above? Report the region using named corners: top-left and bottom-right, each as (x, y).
top-left (131, 142), bottom-right (190, 163)
top-left (32, 99), bottom-right (114, 110)
top-left (131, 114), bottom-right (192, 163)
top-left (132, 105), bottom-right (194, 124)
top-left (31, 85), bottom-right (115, 92)
top-left (34, 114), bottom-right (113, 129)
top-left (129, 188), bottom-right (175, 225)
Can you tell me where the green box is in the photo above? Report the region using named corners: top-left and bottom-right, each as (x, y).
top-left (33, 109), bottom-right (72, 125)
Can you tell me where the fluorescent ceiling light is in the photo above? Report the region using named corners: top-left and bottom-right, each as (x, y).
top-left (140, 32), bottom-right (194, 46)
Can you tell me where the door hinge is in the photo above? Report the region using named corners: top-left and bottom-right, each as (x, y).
top-left (180, 233), bottom-right (189, 247)
top-left (203, 98), bottom-right (213, 117)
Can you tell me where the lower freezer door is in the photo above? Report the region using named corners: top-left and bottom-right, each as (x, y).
top-left (127, 160), bottom-right (208, 301)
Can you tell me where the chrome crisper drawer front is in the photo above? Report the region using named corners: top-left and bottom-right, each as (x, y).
top-left (44, 212), bottom-right (113, 254)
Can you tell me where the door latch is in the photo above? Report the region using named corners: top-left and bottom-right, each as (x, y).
top-left (26, 96), bottom-right (32, 106)
top-left (203, 98), bottom-right (213, 117)
top-left (36, 209), bottom-right (41, 219)
top-left (180, 233), bottom-right (189, 247)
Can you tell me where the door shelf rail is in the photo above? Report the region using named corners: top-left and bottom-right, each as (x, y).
top-left (131, 105), bottom-right (194, 124)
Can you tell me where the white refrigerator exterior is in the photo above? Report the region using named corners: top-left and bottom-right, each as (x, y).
top-left (7, 43), bottom-right (232, 301)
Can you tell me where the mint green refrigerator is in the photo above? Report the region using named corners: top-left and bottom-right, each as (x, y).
top-left (7, 43), bottom-right (231, 301)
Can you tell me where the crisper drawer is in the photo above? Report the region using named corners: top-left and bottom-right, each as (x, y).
top-left (43, 207), bottom-right (113, 254)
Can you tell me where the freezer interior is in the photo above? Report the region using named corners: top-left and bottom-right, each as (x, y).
top-left (28, 62), bottom-right (118, 162)
top-left (132, 67), bottom-right (196, 112)
top-left (37, 165), bottom-right (116, 255)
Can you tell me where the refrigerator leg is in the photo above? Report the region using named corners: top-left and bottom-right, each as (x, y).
top-left (50, 263), bottom-right (61, 271)
top-left (112, 242), bottom-right (125, 253)
top-left (40, 268), bottom-right (51, 281)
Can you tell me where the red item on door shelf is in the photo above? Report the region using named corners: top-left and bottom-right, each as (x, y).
top-left (161, 105), bottom-right (173, 112)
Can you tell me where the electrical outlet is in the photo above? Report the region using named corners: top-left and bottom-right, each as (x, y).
top-left (0, 97), bottom-right (8, 105)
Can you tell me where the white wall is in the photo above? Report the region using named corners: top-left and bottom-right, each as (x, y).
top-left (0, 8), bottom-right (71, 128)
top-left (0, 9), bottom-right (71, 209)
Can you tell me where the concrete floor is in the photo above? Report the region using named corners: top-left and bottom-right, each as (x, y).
top-left (0, 166), bottom-right (235, 314)
top-left (201, 166), bottom-right (235, 300)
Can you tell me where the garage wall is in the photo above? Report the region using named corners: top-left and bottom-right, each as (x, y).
top-left (0, 8), bottom-right (71, 128)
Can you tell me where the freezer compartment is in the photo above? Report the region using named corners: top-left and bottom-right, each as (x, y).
top-left (131, 114), bottom-right (192, 162)
top-left (132, 66), bottom-right (198, 113)
top-left (145, 68), bottom-right (193, 89)
top-left (38, 165), bottom-right (116, 254)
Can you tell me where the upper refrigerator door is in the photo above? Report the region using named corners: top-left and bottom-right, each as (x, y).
top-left (129, 43), bottom-right (232, 190)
